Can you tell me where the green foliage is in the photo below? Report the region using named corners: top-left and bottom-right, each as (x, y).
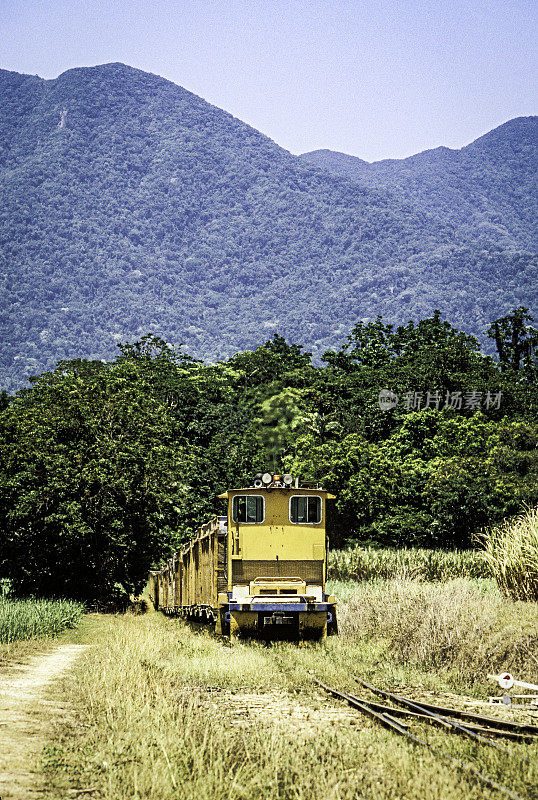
top-left (0, 344), bottom-right (196, 600)
top-left (328, 545), bottom-right (489, 582)
top-left (0, 596), bottom-right (84, 642)
top-left (253, 388), bottom-right (310, 469)
top-left (289, 409), bottom-right (538, 548)
top-left (323, 312), bottom-right (498, 398)
top-left (286, 312), bottom-right (538, 546)
top-left (479, 507), bottom-right (538, 601)
top-left (1, 308), bottom-right (537, 601)
top-left (487, 306), bottom-right (538, 374)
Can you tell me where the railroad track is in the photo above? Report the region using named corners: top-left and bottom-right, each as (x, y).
top-left (314, 676), bottom-right (538, 800)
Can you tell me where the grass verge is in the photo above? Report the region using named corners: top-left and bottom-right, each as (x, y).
top-left (42, 581), bottom-right (537, 800)
top-left (331, 578), bottom-right (538, 685)
top-left (480, 507), bottom-right (538, 601)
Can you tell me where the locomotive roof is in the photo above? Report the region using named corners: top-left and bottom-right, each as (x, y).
top-left (218, 486), bottom-right (335, 499)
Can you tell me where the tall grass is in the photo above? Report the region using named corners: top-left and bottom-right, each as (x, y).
top-left (480, 507), bottom-right (538, 601)
top-left (44, 612), bottom-right (537, 800)
top-left (0, 597), bottom-right (85, 643)
top-left (328, 545), bottom-right (489, 582)
top-left (332, 577), bottom-right (538, 682)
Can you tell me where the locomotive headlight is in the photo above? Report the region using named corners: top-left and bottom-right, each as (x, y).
top-left (262, 472), bottom-right (273, 485)
top-left (283, 474), bottom-right (293, 486)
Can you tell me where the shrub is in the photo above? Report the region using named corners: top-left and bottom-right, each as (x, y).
top-left (480, 507), bottom-right (538, 601)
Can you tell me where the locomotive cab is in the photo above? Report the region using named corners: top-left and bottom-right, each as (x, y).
top-left (149, 473), bottom-right (337, 641)
top-left (217, 473), bottom-right (337, 639)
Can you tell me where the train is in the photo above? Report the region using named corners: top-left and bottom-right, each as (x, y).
top-left (148, 472), bottom-right (338, 640)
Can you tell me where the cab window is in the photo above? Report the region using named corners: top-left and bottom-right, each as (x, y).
top-left (232, 495), bottom-right (264, 523)
top-left (290, 495), bottom-right (321, 524)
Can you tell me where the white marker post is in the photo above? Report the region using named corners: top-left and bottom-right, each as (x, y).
top-left (488, 673), bottom-right (538, 692)
top-left (487, 673), bottom-right (538, 706)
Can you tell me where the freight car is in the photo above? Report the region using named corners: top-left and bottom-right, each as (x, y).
top-left (149, 473), bottom-right (337, 640)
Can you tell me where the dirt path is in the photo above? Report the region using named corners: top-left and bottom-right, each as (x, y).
top-left (0, 644), bottom-right (90, 800)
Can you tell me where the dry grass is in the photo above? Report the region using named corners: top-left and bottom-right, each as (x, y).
top-left (0, 637), bottom-right (57, 673)
top-left (332, 578), bottom-right (538, 685)
top-left (41, 586), bottom-right (538, 800)
top-left (480, 507), bottom-right (538, 601)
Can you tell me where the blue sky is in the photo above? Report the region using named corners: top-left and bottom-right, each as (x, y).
top-left (1, 0), bottom-right (535, 160)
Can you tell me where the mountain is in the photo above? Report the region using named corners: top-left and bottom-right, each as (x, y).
top-left (300, 117), bottom-right (538, 249)
top-left (0, 63), bottom-right (536, 391)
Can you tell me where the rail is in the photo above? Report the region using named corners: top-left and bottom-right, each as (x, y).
top-left (352, 676), bottom-right (528, 758)
top-left (314, 676), bottom-right (537, 800)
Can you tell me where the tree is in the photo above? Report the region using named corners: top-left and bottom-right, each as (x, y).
top-left (285, 409), bottom-right (538, 547)
top-left (488, 307), bottom-right (538, 374)
top-left (253, 388), bottom-right (310, 470)
top-left (227, 334), bottom-right (312, 391)
top-left (0, 357), bottom-right (192, 601)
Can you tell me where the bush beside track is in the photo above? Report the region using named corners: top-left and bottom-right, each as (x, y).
top-left (481, 507), bottom-right (538, 601)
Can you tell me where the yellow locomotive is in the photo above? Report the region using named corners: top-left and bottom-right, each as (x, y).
top-left (149, 472), bottom-right (337, 640)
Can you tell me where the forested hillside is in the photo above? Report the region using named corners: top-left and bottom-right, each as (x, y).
top-left (300, 116), bottom-right (538, 250)
top-left (0, 63), bottom-right (536, 392)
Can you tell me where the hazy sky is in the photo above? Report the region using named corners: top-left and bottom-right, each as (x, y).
top-left (1, 0), bottom-right (536, 161)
